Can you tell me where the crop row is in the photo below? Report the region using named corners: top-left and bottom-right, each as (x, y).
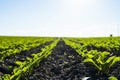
top-left (67, 37), bottom-right (120, 56)
top-left (63, 38), bottom-right (120, 79)
top-left (0, 36), bottom-right (55, 61)
top-left (1, 38), bottom-right (59, 80)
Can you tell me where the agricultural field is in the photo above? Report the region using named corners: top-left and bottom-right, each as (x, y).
top-left (0, 36), bottom-right (120, 80)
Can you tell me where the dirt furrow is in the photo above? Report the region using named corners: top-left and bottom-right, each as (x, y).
top-left (23, 39), bottom-right (120, 80)
top-left (24, 39), bottom-right (90, 80)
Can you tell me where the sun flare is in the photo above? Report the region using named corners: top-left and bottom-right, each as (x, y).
top-left (65, 0), bottom-right (96, 7)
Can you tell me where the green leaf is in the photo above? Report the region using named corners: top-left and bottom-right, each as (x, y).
top-left (26, 57), bottom-right (32, 62)
top-left (2, 74), bottom-right (11, 80)
top-left (101, 52), bottom-right (110, 60)
top-left (15, 61), bottom-right (23, 66)
top-left (97, 57), bottom-right (104, 65)
top-left (110, 57), bottom-right (120, 67)
top-left (83, 58), bottom-right (101, 71)
top-left (106, 56), bottom-right (115, 63)
top-left (108, 76), bottom-right (118, 80)
top-left (86, 54), bottom-right (94, 58)
top-left (13, 68), bottom-right (19, 73)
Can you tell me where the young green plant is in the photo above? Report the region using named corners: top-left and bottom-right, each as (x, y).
top-left (83, 50), bottom-right (120, 74)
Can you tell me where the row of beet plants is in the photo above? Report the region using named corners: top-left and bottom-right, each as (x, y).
top-left (63, 38), bottom-right (120, 80)
top-left (1, 38), bottom-right (59, 80)
top-left (68, 37), bottom-right (120, 55)
top-left (0, 36), bottom-right (55, 61)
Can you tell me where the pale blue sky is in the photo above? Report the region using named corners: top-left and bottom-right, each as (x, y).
top-left (0, 0), bottom-right (120, 37)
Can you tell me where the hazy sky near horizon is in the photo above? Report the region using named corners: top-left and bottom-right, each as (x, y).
top-left (0, 0), bottom-right (120, 37)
